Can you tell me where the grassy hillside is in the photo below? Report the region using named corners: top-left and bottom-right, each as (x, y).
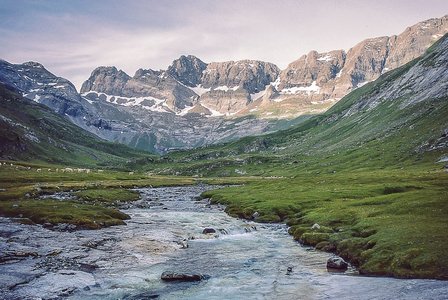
top-left (153, 36), bottom-right (448, 279)
top-left (0, 35), bottom-right (446, 280)
top-left (0, 83), bottom-right (154, 168)
top-left (151, 36), bottom-right (448, 177)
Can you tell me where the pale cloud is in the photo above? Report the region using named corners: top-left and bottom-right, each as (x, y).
top-left (0, 0), bottom-right (447, 90)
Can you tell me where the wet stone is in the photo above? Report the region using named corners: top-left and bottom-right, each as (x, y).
top-left (327, 257), bottom-right (348, 270)
top-left (160, 271), bottom-right (207, 282)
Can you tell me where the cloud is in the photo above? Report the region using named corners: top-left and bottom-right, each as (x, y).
top-left (0, 0), bottom-right (447, 90)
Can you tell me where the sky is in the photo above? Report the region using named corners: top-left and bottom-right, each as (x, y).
top-left (0, 0), bottom-right (447, 90)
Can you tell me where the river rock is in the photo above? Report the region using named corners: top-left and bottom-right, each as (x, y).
top-left (311, 223), bottom-right (321, 230)
top-left (202, 228), bottom-right (216, 234)
top-left (326, 257), bottom-right (348, 270)
top-left (160, 271), bottom-right (205, 282)
top-left (252, 211), bottom-right (260, 219)
top-left (218, 228), bottom-right (229, 235)
top-left (180, 239), bottom-right (188, 249)
top-left (124, 291), bottom-right (160, 299)
top-left (0, 250), bottom-right (38, 263)
top-left (53, 223), bottom-right (77, 232)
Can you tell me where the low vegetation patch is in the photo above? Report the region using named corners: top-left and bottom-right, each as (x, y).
top-left (0, 162), bottom-right (260, 230)
top-left (0, 163), bottom-right (199, 229)
top-left (202, 169), bottom-right (448, 279)
top-left (75, 188), bottom-right (140, 205)
top-left (0, 199), bottom-right (129, 229)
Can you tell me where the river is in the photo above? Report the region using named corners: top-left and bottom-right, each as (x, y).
top-left (1, 185), bottom-right (447, 299)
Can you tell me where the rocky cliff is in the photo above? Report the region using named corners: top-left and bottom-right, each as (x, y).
top-left (0, 59), bottom-right (297, 154)
top-left (252, 15), bottom-right (448, 118)
top-left (80, 16), bottom-right (447, 119)
top-left (81, 57), bottom-right (280, 116)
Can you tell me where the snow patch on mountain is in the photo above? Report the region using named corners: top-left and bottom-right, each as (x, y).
top-left (280, 81), bottom-right (321, 95)
top-left (250, 90), bottom-right (265, 101)
top-left (317, 54), bottom-right (333, 62)
top-left (270, 77), bottom-right (281, 89)
top-left (190, 84), bottom-right (211, 96)
top-left (82, 92), bottom-right (171, 113)
top-left (214, 85), bottom-right (239, 92)
top-left (356, 81), bottom-right (370, 88)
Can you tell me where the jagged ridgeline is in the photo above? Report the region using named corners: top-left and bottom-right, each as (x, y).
top-left (179, 35), bottom-right (448, 279)
top-left (0, 16), bottom-right (446, 154)
top-left (158, 33), bottom-right (448, 176)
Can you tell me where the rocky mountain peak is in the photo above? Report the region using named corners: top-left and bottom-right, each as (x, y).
top-left (279, 49), bottom-right (345, 89)
top-left (343, 36), bottom-right (390, 86)
top-left (80, 66), bottom-right (131, 95)
top-left (201, 60), bottom-right (280, 94)
top-left (167, 55), bottom-right (207, 87)
top-left (77, 16), bottom-right (447, 119)
top-left (249, 15), bottom-right (448, 119)
top-left (134, 68), bottom-right (162, 79)
top-left (22, 61), bottom-right (46, 69)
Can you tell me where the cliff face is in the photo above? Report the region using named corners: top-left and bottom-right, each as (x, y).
top-left (79, 16), bottom-right (447, 118)
top-left (258, 15), bottom-right (448, 118)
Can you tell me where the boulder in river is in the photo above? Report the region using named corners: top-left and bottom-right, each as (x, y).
top-left (202, 228), bottom-right (216, 234)
top-left (161, 271), bottom-right (206, 282)
top-left (326, 257), bottom-right (348, 270)
top-left (180, 239), bottom-right (188, 249)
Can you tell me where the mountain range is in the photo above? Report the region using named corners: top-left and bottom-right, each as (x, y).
top-left (0, 15), bottom-right (446, 154)
top-left (159, 32), bottom-right (448, 176)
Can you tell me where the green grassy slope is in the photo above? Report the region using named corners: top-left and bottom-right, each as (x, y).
top-left (154, 36), bottom-right (448, 279)
top-left (0, 83), bottom-right (154, 168)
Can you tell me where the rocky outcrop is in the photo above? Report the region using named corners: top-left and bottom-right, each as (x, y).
top-left (81, 67), bottom-right (197, 111)
top-left (326, 257), bottom-right (348, 270)
top-left (0, 60), bottom-right (86, 117)
top-left (385, 16), bottom-right (448, 70)
top-left (199, 88), bottom-right (250, 115)
top-left (201, 60), bottom-right (280, 94)
top-left (202, 228), bottom-right (216, 234)
top-left (167, 55), bottom-right (207, 87)
top-left (80, 66), bottom-right (130, 96)
top-left (160, 271), bottom-right (206, 282)
top-left (278, 50), bottom-right (346, 90)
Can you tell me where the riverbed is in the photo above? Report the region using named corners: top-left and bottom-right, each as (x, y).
top-left (1, 185), bottom-right (447, 299)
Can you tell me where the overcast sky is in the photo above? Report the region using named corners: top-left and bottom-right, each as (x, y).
top-left (0, 0), bottom-right (446, 90)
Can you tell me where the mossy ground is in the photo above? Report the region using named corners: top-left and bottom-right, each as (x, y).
top-left (202, 169), bottom-right (448, 279)
top-left (0, 162), bottom-right (193, 229)
top-left (0, 162), bottom-right (256, 229)
top-left (74, 188), bottom-right (140, 205)
top-left (0, 199), bottom-right (130, 229)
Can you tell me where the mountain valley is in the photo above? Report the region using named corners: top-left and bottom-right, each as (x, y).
top-left (0, 10), bottom-right (447, 296)
top-left (0, 16), bottom-right (446, 154)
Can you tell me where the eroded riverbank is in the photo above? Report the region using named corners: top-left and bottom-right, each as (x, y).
top-left (1, 185), bottom-right (447, 299)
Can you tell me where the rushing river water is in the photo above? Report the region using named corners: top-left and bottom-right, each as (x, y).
top-left (1, 185), bottom-right (447, 299)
